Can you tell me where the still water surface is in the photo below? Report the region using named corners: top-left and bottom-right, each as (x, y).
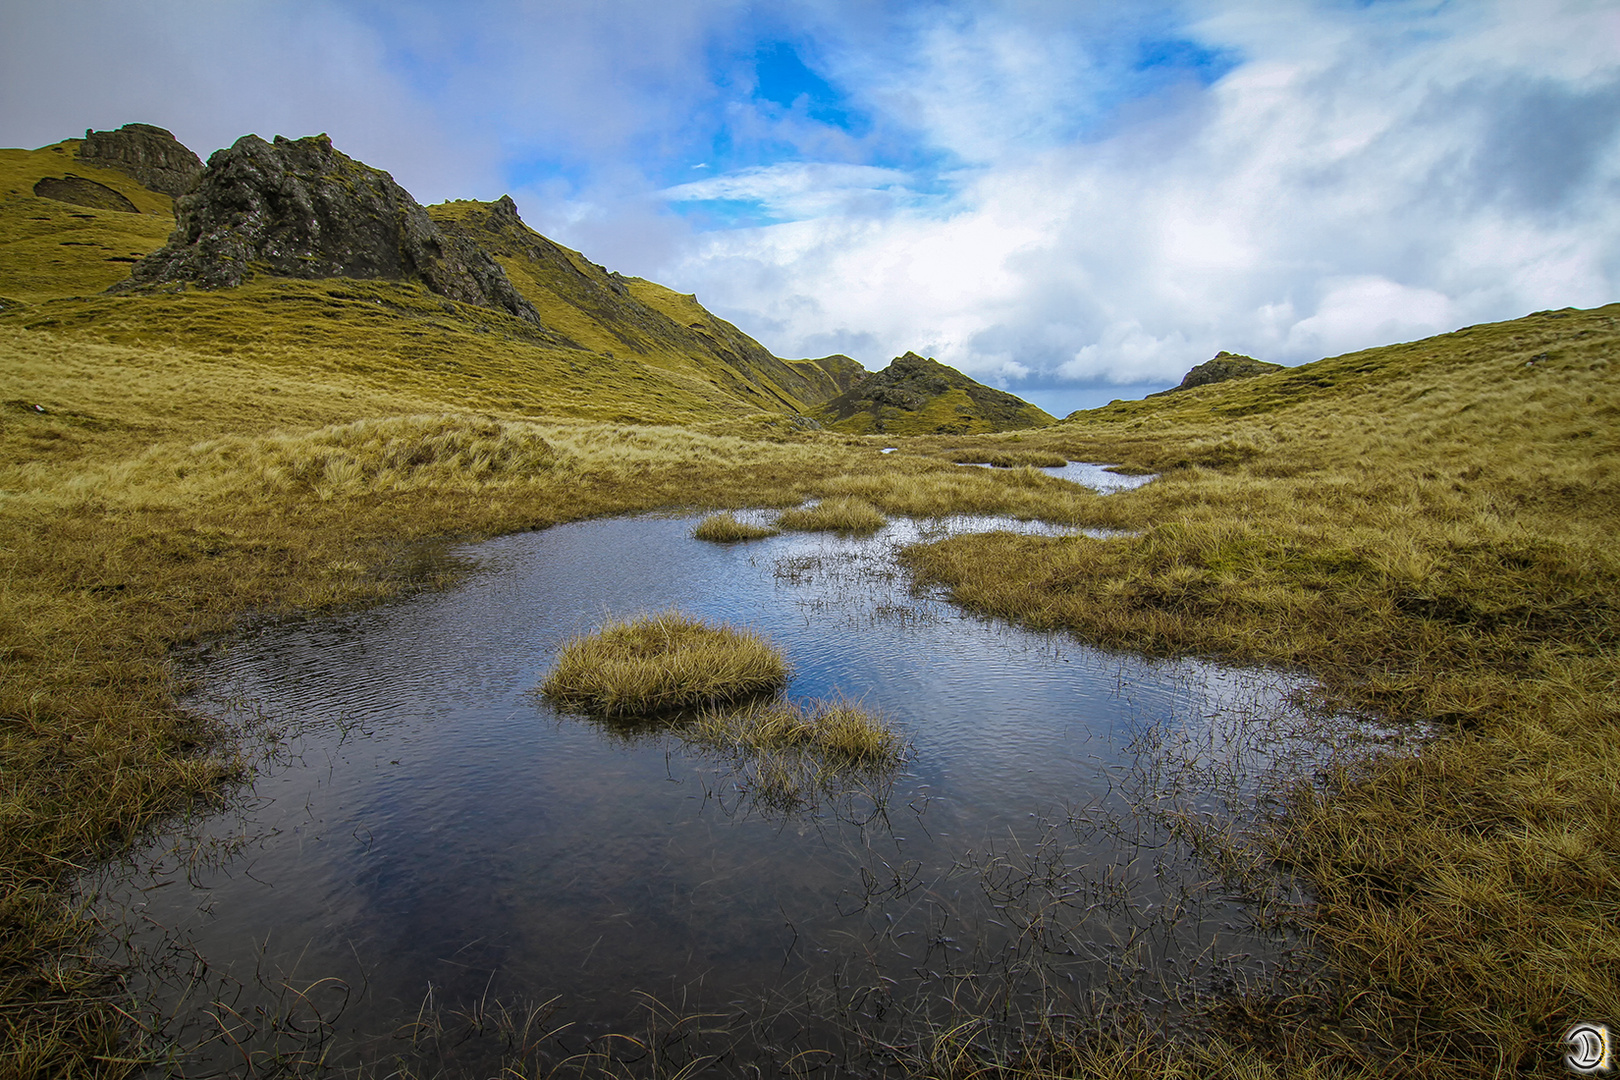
top-left (88, 505), bottom-right (1386, 1073)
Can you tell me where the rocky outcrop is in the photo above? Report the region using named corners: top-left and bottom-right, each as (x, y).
top-left (77, 123), bottom-right (203, 198)
top-left (114, 134), bottom-right (541, 325)
top-left (813, 352), bottom-right (1054, 435)
top-left (1151, 351), bottom-right (1284, 396)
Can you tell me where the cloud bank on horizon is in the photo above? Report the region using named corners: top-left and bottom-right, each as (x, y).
top-left (3, 0), bottom-right (1617, 414)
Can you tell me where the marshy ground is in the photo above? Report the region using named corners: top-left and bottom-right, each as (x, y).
top-left (1, 205), bottom-right (1617, 1080)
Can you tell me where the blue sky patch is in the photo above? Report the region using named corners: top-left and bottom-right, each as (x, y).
top-left (1133, 37), bottom-right (1240, 85)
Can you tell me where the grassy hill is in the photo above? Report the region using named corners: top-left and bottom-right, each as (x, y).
top-left (2, 125), bottom-right (1618, 1079)
top-left (812, 350), bottom-right (1054, 434)
top-left (1, 137), bottom-right (856, 427)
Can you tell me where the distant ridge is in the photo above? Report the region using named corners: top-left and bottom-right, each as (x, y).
top-left (813, 352), bottom-right (1054, 434)
top-left (1149, 350), bottom-right (1283, 396)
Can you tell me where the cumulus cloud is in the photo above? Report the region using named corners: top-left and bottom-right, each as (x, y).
top-left (655, 0), bottom-right (1620, 412)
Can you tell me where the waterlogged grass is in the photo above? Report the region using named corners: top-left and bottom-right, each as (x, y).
top-left (777, 495), bottom-right (887, 534)
top-left (693, 698), bottom-right (903, 766)
top-left (692, 511), bottom-right (778, 543)
top-left (540, 611), bottom-right (790, 716)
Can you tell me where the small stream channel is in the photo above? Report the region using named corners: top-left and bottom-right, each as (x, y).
top-left (83, 476), bottom-right (1407, 1076)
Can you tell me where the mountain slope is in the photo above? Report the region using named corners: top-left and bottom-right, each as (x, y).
top-left (0, 128), bottom-right (855, 424)
top-left (428, 197), bottom-right (861, 410)
top-left (812, 351), bottom-right (1054, 434)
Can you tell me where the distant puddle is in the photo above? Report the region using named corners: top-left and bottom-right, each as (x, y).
top-left (958, 459), bottom-right (1156, 494)
top-left (84, 512), bottom-right (1404, 1075)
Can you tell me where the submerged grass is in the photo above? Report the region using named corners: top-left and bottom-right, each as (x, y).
top-left (692, 698), bottom-right (903, 766)
top-left (691, 511), bottom-right (778, 543)
top-left (540, 611), bottom-right (790, 717)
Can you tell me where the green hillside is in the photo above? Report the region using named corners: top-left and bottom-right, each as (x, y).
top-left (0, 134), bottom-right (854, 426)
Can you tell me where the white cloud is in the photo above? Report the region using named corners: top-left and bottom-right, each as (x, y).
top-left (661, 162), bottom-right (916, 219)
top-left (654, 0), bottom-right (1620, 392)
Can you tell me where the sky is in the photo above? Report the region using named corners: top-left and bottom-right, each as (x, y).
top-left (4, 0), bottom-right (1618, 415)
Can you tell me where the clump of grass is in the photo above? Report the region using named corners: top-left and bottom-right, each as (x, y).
top-left (777, 496), bottom-right (887, 534)
top-left (540, 611), bottom-right (790, 717)
top-left (694, 698), bottom-right (903, 766)
top-left (951, 449), bottom-right (1069, 468)
top-left (692, 511), bottom-right (778, 543)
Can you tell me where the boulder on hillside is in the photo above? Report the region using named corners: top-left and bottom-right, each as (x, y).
top-left (78, 123), bottom-right (204, 198)
top-left (1151, 351), bottom-right (1283, 396)
top-left (113, 133), bottom-right (541, 325)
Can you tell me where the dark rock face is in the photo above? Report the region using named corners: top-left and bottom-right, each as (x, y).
top-left (78, 123), bottom-right (204, 198)
top-left (115, 134), bottom-right (540, 324)
top-left (1153, 351), bottom-right (1284, 395)
top-left (33, 175), bottom-right (138, 213)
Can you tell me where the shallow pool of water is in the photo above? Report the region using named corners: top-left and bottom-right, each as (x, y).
top-left (957, 460), bottom-right (1156, 494)
top-left (86, 513), bottom-right (1389, 1074)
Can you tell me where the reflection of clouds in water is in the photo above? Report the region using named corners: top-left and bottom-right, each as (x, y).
top-left (78, 512), bottom-right (1413, 1073)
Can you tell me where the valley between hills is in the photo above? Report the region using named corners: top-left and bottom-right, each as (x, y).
top-left (1, 124), bottom-right (1617, 1079)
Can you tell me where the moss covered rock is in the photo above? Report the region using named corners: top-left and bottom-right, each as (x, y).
top-left (114, 133), bottom-right (541, 324)
top-left (812, 352), bottom-right (1053, 435)
top-left (1152, 351), bottom-right (1284, 396)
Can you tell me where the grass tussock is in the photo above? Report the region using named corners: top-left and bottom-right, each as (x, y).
top-left (691, 511), bottom-right (778, 543)
top-left (951, 449), bottom-right (1069, 468)
top-left (540, 612), bottom-right (790, 717)
top-left (693, 698), bottom-right (903, 766)
top-left (777, 495), bottom-right (888, 534)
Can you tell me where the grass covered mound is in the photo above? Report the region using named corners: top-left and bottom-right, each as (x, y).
top-left (694, 698), bottom-right (903, 766)
top-left (777, 496), bottom-right (887, 534)
top-left (541, 611), bottom-right (790, 716)
top-left (692, 511), bottom-right (778, 542)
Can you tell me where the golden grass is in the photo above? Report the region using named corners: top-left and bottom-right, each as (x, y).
top-left (540, 611), bottom-right (791, 716)
top-left (950, 449), bottom-right (1069, 468)
top-left (777, 495), bottom-right (888, 534)
top-left (691, 511), bottom-right (778, 542)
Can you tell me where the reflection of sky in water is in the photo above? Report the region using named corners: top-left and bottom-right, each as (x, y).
top-left (959, 459), bottom-right (1157, 494)
top-left (83, 512), bottom-right (1401, 1071)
